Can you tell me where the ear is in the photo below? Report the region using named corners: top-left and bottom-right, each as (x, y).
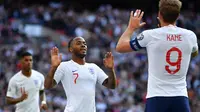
top-left (68, 47), bottom-right (73, 52)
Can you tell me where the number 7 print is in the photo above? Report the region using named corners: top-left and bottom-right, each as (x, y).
top-left (73, 73), bottom-right (79, 84)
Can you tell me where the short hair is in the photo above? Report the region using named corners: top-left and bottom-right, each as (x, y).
top-left (19, 52), bottom-right (32, 59)
top-left (159, 0), bottom-right (182, 23)
top-left (68, 38), bottom-right (74, 51)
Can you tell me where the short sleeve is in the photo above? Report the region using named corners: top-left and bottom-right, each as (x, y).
top-left (94, 64), bottom-right (108, 85)
top-left (191, 32), bottom-right (198, 53)
top-left (54, 63), bottom-right (65, 84)
top-left (6, 79), bottom-right (16, 98)
top-left (40, 74), bottom-right (45, 90)
top-left (130, 30), bottom-right (151, 51)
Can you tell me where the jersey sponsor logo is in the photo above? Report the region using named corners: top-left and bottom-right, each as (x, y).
top-left (137, 33), bottom-right (144, 41)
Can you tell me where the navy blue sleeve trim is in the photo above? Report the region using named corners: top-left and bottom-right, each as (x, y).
top-left (129, 38), bottom-right (143, 51)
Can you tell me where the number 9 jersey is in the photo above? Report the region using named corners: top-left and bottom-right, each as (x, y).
top-left (130, 25), bottom-right (198, 98)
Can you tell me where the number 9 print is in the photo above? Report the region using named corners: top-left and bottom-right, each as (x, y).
top-left (165, 47), bottom-right (182, 75)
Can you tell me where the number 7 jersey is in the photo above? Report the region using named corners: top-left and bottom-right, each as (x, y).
top-left (131, 25), bottom-right (198, 98)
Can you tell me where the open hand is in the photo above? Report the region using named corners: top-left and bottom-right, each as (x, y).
top-left (50, 47), bottom-right (62, 68)
top-left (128, 9), bottom-right (146, 30)
top-left (103, 52), bottom-right (114, 69)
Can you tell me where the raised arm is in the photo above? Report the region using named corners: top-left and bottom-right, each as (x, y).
top-left (44, 67), bottom-right (58, 89)
top-left (44, 47), bottom-right (62, 89)
top-left (102, 52), bottom-right (117, 89)
top-left (116, 9), bottom-right (146, 53)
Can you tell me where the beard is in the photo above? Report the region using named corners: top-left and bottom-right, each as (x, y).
top-left (22, 66), bottom-right (32, 72)
top-left (75, 52), bottom-right (86, 59)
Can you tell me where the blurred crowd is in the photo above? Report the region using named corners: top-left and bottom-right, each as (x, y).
top-left (0, 2), bottom-right (200, 112)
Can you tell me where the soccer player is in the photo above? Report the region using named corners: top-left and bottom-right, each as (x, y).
top-left (115, 0), bottom-right (198, 112)
top-left (44, 36), bottom-right (117, 112)
top-left (6, 52), bottom-right (48, 112)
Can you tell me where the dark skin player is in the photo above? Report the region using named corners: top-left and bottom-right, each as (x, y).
top-left (45, 36), bottom-right (117, 89)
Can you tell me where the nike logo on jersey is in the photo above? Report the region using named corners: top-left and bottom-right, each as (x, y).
top-left (167, 34), bottom-right (182, 41)
top-left (72, 70), bottom-right (78, 72)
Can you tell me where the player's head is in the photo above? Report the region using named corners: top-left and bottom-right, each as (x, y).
top-left (158, 0), bottom-right (182, 24)
top-left (68, 37), bottom-right (87, 59)
top-left (19, 52), bottom-right (33, 71)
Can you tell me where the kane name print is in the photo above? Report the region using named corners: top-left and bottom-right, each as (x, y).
top-left (167, 34), bottom-right (182, 41)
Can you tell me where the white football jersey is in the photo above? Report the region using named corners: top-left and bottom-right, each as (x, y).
top-left (54, 60), bottom-right (108, 112)
top-left (130, 25), bottom-right (198, 98)
top-left (6, 70), bottom-right (45, 112)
